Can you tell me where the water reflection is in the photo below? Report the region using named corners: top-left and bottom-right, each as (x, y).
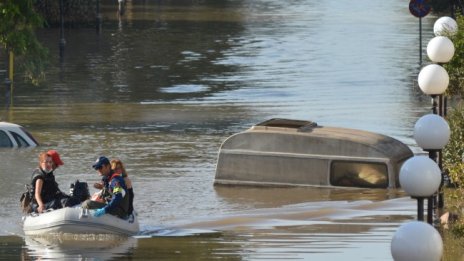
top-left (214, 186), bottom-right (407, 209)
top-left (133, 234), bottom-right (243, 261)
top-left (22, 232), bottom-right (246, 260)
top-left (24, 234), bottom-right (137, 260)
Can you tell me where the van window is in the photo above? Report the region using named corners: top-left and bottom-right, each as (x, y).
top-left (330, 161), bottom-right (388, 188)
top-left (11, 132), bottom-right (30, 147)
top-left (0, 130), bottom-right (13, 147)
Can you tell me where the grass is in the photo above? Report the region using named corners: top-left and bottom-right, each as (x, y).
top-left (440, 187), bottom-right (464, 260)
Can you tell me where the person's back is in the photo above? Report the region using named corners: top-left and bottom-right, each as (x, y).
top-left (111, 159), bottom-right (135, 216)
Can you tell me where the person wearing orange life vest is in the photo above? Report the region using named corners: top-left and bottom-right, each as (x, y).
top-left (82, 156), bottom-right (130, 219)
top-left (110, 159), bottom-right (134, 215)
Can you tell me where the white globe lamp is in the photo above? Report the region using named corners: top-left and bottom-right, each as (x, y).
top-left (391, 221), bottom-right (443, 261)
top-left (434, 16), bottom-right (458, 36)
top-left (414, 114), bottom-right (450, 150)
top-left (399, 156), bottom-right (441, 221)
top-left (418, 64), bottom-right (449, 95)
top-left (399, 156), bottom-right (442, 198)
top-left (427, 36), bottom-right (455, 63)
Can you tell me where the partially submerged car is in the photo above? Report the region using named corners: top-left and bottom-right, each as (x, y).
top-left (214, 118), bottom-right (413, 189)
top-left (0, 122), bottom-right (39, 148)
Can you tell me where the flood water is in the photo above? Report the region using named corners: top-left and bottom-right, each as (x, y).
top-left (0, 0), bottom-right (442, 260)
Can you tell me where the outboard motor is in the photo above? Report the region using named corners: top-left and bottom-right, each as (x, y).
top-left (63, 180), bottom-right (91, 207)
top-left (69, 180), bottom-right (90, 203)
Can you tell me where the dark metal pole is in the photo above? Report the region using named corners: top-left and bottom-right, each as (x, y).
top-left (419, 17), bottom-right (422, 65)
top-left (444, 96), bottom-right (448, 117)
top-left (438, 95), bottom-right (445, 210)
top-left (438, 174), bottom-right (445, 209)
top-left (96, 0), bottom-right (102, 34)
top-left (4, 52), bottom-right (9, 110)
top-left (438, 93), bottom-right (446, 210)
top-left (417, 198), bottom-right (424, 221)
top-left (4, 78), bottom-right (11, 110)
top-left (431, 95), bottom-right (438, 114)
top-left (427, 150), bottom-right (438, 225)
top-left (433, 92), bottom-right (446, 209)
top-left (427, 196), bottom-right (434, 224)
top-left (438, 95), bottom-right (443, 117)
top-left (59, 0), bottom-right (66, 59)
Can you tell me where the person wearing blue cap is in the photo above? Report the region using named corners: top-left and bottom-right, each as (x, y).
top-left (81, 156), bottom-right (130, 219)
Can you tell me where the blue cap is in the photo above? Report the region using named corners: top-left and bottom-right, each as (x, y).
top-left (92, 156), bottom-right (110, 170)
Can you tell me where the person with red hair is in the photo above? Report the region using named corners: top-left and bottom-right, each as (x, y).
top-left (31, 152), bottom-right (67, 213)
top-left (47, 150), bottom-right (64, 170)
top-left (111, 159), bottom-right (134, 216)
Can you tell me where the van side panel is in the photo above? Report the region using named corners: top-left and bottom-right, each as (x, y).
top-left (216, 152), bottom-right (329, 186)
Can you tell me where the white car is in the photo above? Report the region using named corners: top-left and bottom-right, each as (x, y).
top-left (0, 122), bottom-right (39, 148)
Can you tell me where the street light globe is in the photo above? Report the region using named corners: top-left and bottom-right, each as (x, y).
top-left (434, 16), bottom-right (458, 37)
top-left (391, 221), bottom-right (443, 261)
top-left (414, 114), bottom-right (450, 150)
top-left (399, 156), bottom-right (441, 197)
top-left (417, 64), bottom-right (449, 95)
top-left (427, 36), bottom-right (455, 63)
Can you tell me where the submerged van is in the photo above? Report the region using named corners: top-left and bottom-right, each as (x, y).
top-left (214, 118), bottom-right (413, 189)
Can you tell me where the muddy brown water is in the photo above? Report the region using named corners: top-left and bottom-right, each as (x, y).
top-left (0, 0), bottom-right (444, 260)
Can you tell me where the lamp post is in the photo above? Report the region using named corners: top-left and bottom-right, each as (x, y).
top-left (391, 221), bottom-right (443, 261)
top-left (418, 16), bottom-right (457, 215)
top-left (399, 156), bottom-right (442, 221)
top-left (413, 114), bottom-right (451, 223)
top-left (417, 64), bottom-right (449, 114)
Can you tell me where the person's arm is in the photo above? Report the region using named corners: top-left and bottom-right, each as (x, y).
top-left (124, 177), bottom-right (132, 189)
top-left (103, 178), bottom-right (126, 212)
top-left (34, 179), bottom-right (45, 213)
top-left (104, 187), bottom-right (123, 211)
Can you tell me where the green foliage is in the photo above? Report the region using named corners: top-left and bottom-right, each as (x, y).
top-left (445, 15), bottom-right (464, 97)
top-left (0, 0), bottom-right (48, 84)
top-left (443, 103), bottom-right (464, 185)
top-left (450, 220), bottom-right (464, 238)
top-left (443, 104), bottom-right (464, 237)
top-left (442, 225), bottom-right (464, 261)
top-left (444, 15), bottom-right (464, 98)
top-left (429, 0), bottom-right (452, 13)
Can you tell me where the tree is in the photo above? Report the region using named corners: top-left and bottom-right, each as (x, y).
top-left (0, 0), bottom-right (48, 84)
top-left (445, 15), bottom-right (464, 97)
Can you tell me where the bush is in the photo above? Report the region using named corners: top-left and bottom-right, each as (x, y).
top-left (445, 15), bottom-right (464, 97)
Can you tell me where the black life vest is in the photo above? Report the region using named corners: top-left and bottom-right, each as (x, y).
top-left (30, 168), bottom-right (61, 204)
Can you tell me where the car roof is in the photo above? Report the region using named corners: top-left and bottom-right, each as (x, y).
top-left (0, 121), bottom-right (23, 130)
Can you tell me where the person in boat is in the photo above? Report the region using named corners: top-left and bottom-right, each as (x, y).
top-left (46, 149), bottom-right (90, 207)
top-left (82, 156), bottom-right (130, 219)
top-left (110, 159), bottom-right (134, 215)
top-left (47, 149), bottom-right (64, 170)
top-left (31, 151), bottom-right (69, 213)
